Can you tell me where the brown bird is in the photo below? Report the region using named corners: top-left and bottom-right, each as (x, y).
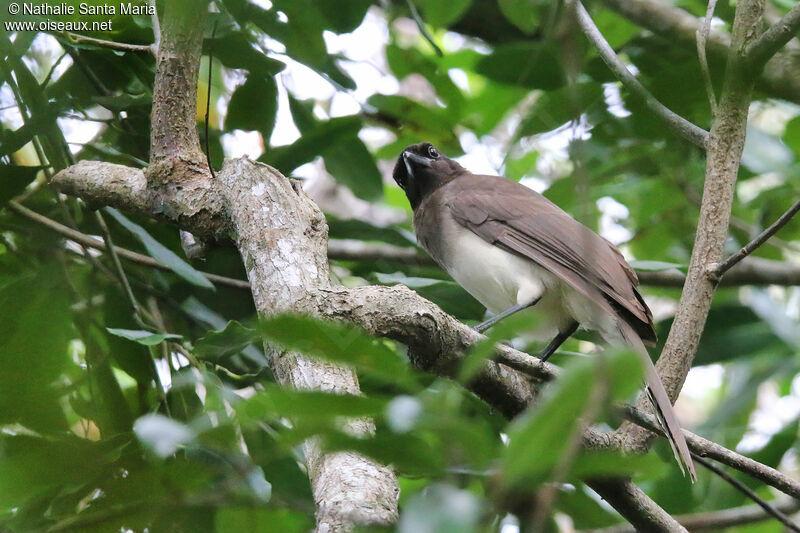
top-left (393, 142), bottom-right (696, 481)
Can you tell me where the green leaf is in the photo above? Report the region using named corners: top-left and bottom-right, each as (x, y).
top-left (785, 115), bottom-right (800, 156)
top-left (107, 328), bottom-right (182, 346)
top-left (259, 314), bottom-right (415, 388)
top-left (501, 348), bottom-right (643, 486)
top-left (475, 43), bottom-right (564, 90)
top-left (226, 76), bottom-right (278, 139)
top-left (0, 267), bottom-right (72, 430)
top-left (215, 508), bottom-right (312, 533)
top-left (375, 272), bottom-right (485, 320)
top-left (262, 117), bottom-right (362, 173)
top-left (316, 0), bottom-right (372, 33)
top-left (322, 137), bottom-right (384, 201)
top-left (209, 32), bottom-right (286, 76)
top-left (497, 0), bottom-right (546, 34)
top-left (235, 386), bottom-right (386, 426)
top-left (0, 165), bottom-right (41, 204)
top-left (517, 83), bottom-right (604, 136)
top-left (133, 414), bottom-right (195, 457)
top-left (105, 208), bottom-right (215, 290)
top-left (327, 217), bottom-right (416, 247)
top-left (417, 0), bottom-right (474, 27)
top-left (592, 8), bottom-right (640, 48)
top-left (194, 320), bottom-right (259, 361)
top-left (271, 0), bottom-right (329, 66)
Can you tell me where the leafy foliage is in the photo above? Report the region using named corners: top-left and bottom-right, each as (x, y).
top-left (1, 0), bottom-right (799, 531)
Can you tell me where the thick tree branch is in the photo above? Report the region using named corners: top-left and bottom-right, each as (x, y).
top-left (570, 0), bottom-right (709, 149)
top-left (55, 156), bottom-right (799, 528)
top-left (52, 157), bottom-right (686, 532)
top-left (745, 3), bottom-right (800, 73)
top-left (713, 199), bottom-right (800, 278)
top-left (50, 2), bottom-right (401, 530)
top-left (582, 498), bottom-right (800, 533)
top-left (600, 0), bottom-right (800, 104)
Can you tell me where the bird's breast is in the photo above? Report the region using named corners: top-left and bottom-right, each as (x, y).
top-left (430, 214), bottom-right (557, 314)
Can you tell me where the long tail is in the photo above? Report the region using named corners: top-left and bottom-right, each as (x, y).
top-left (618, 322), bottom-right (697, 483)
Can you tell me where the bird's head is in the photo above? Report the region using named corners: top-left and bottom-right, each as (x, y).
top-left (393, 142), bottom-right (464, 210)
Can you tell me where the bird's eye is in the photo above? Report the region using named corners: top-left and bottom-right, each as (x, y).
top-left (427, 145), bottom-right (439, 159)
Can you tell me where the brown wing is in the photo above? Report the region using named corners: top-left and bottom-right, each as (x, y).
top-left (445, 174), bottom-right (655, 342)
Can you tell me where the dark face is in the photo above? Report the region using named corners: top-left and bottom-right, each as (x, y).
top-left (392, 142), bottom-right (464, 210)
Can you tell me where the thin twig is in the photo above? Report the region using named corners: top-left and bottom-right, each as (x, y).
top-left (405, 0), bottom-right (443, 57)
top-left (744, 2), bottom-right (800, 73)
top-left (580, 498), bottom-right (800, 532)
top-left (714, 199), bottom-right (800, 278)
top-left (696, 0), bottom-right (719, 114)
top-left (619, 405), bottom-right (800, 500)
top-left (691, 454), bottom-right (800, 532)
top-left (6, 201), bottom-right (250, 290)
top-left (569, 0), bottom-right (709, 149)
top-left (41, 52), bottom-right (68, 88)
top-left (93, 210), bottom-right (145, 323)
top-left (62, 32), bottom-right (156, 55)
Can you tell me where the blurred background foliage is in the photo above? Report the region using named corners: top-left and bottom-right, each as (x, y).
top-left (1, 0), bottom-right (799, 531)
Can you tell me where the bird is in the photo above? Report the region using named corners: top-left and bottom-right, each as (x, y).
top-left (392, 141), bottom-right (696, 482)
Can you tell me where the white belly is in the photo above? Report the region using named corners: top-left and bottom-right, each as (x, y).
top-left (438, 218), bottom-right (618, 339)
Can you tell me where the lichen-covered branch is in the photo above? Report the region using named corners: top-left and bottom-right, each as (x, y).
top-left (52, 155), bottom-right (685, 531)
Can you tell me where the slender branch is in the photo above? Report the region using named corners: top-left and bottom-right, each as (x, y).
top-left (620, 405), bottom-right (800, 500)
top-left (486, 346), bottom-right (800, 501)
top-left (569, 0), bottom-right (709, 149)
top-left (745, 2), bottom-right (800, 72)
top-left (580, 498), bottom-right (800, 533)
top-left (55, 155), bottom-right (800, 529)
top-left (713, 199), bottom-right (800, 278)
top-left (62, 32), bottom-right (155, 55)
top-left (691, 454), bottom-right (800, 532)
top-left (318, 285), bottom-right (685, 531)
top-left (6, 201), bottom-right (249, 290)
top-left (696, 0), bottom-right (719, 113)
top-left (93, 209), bottom-right (145, 322)
top-left (41, 52), bottom-right (69, 87)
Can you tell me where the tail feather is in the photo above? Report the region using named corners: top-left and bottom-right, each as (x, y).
top-left (618, 322), bottom-right (697, 483)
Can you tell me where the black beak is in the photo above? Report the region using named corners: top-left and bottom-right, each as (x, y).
top-left (402, 151), bottom-right (431, 179)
